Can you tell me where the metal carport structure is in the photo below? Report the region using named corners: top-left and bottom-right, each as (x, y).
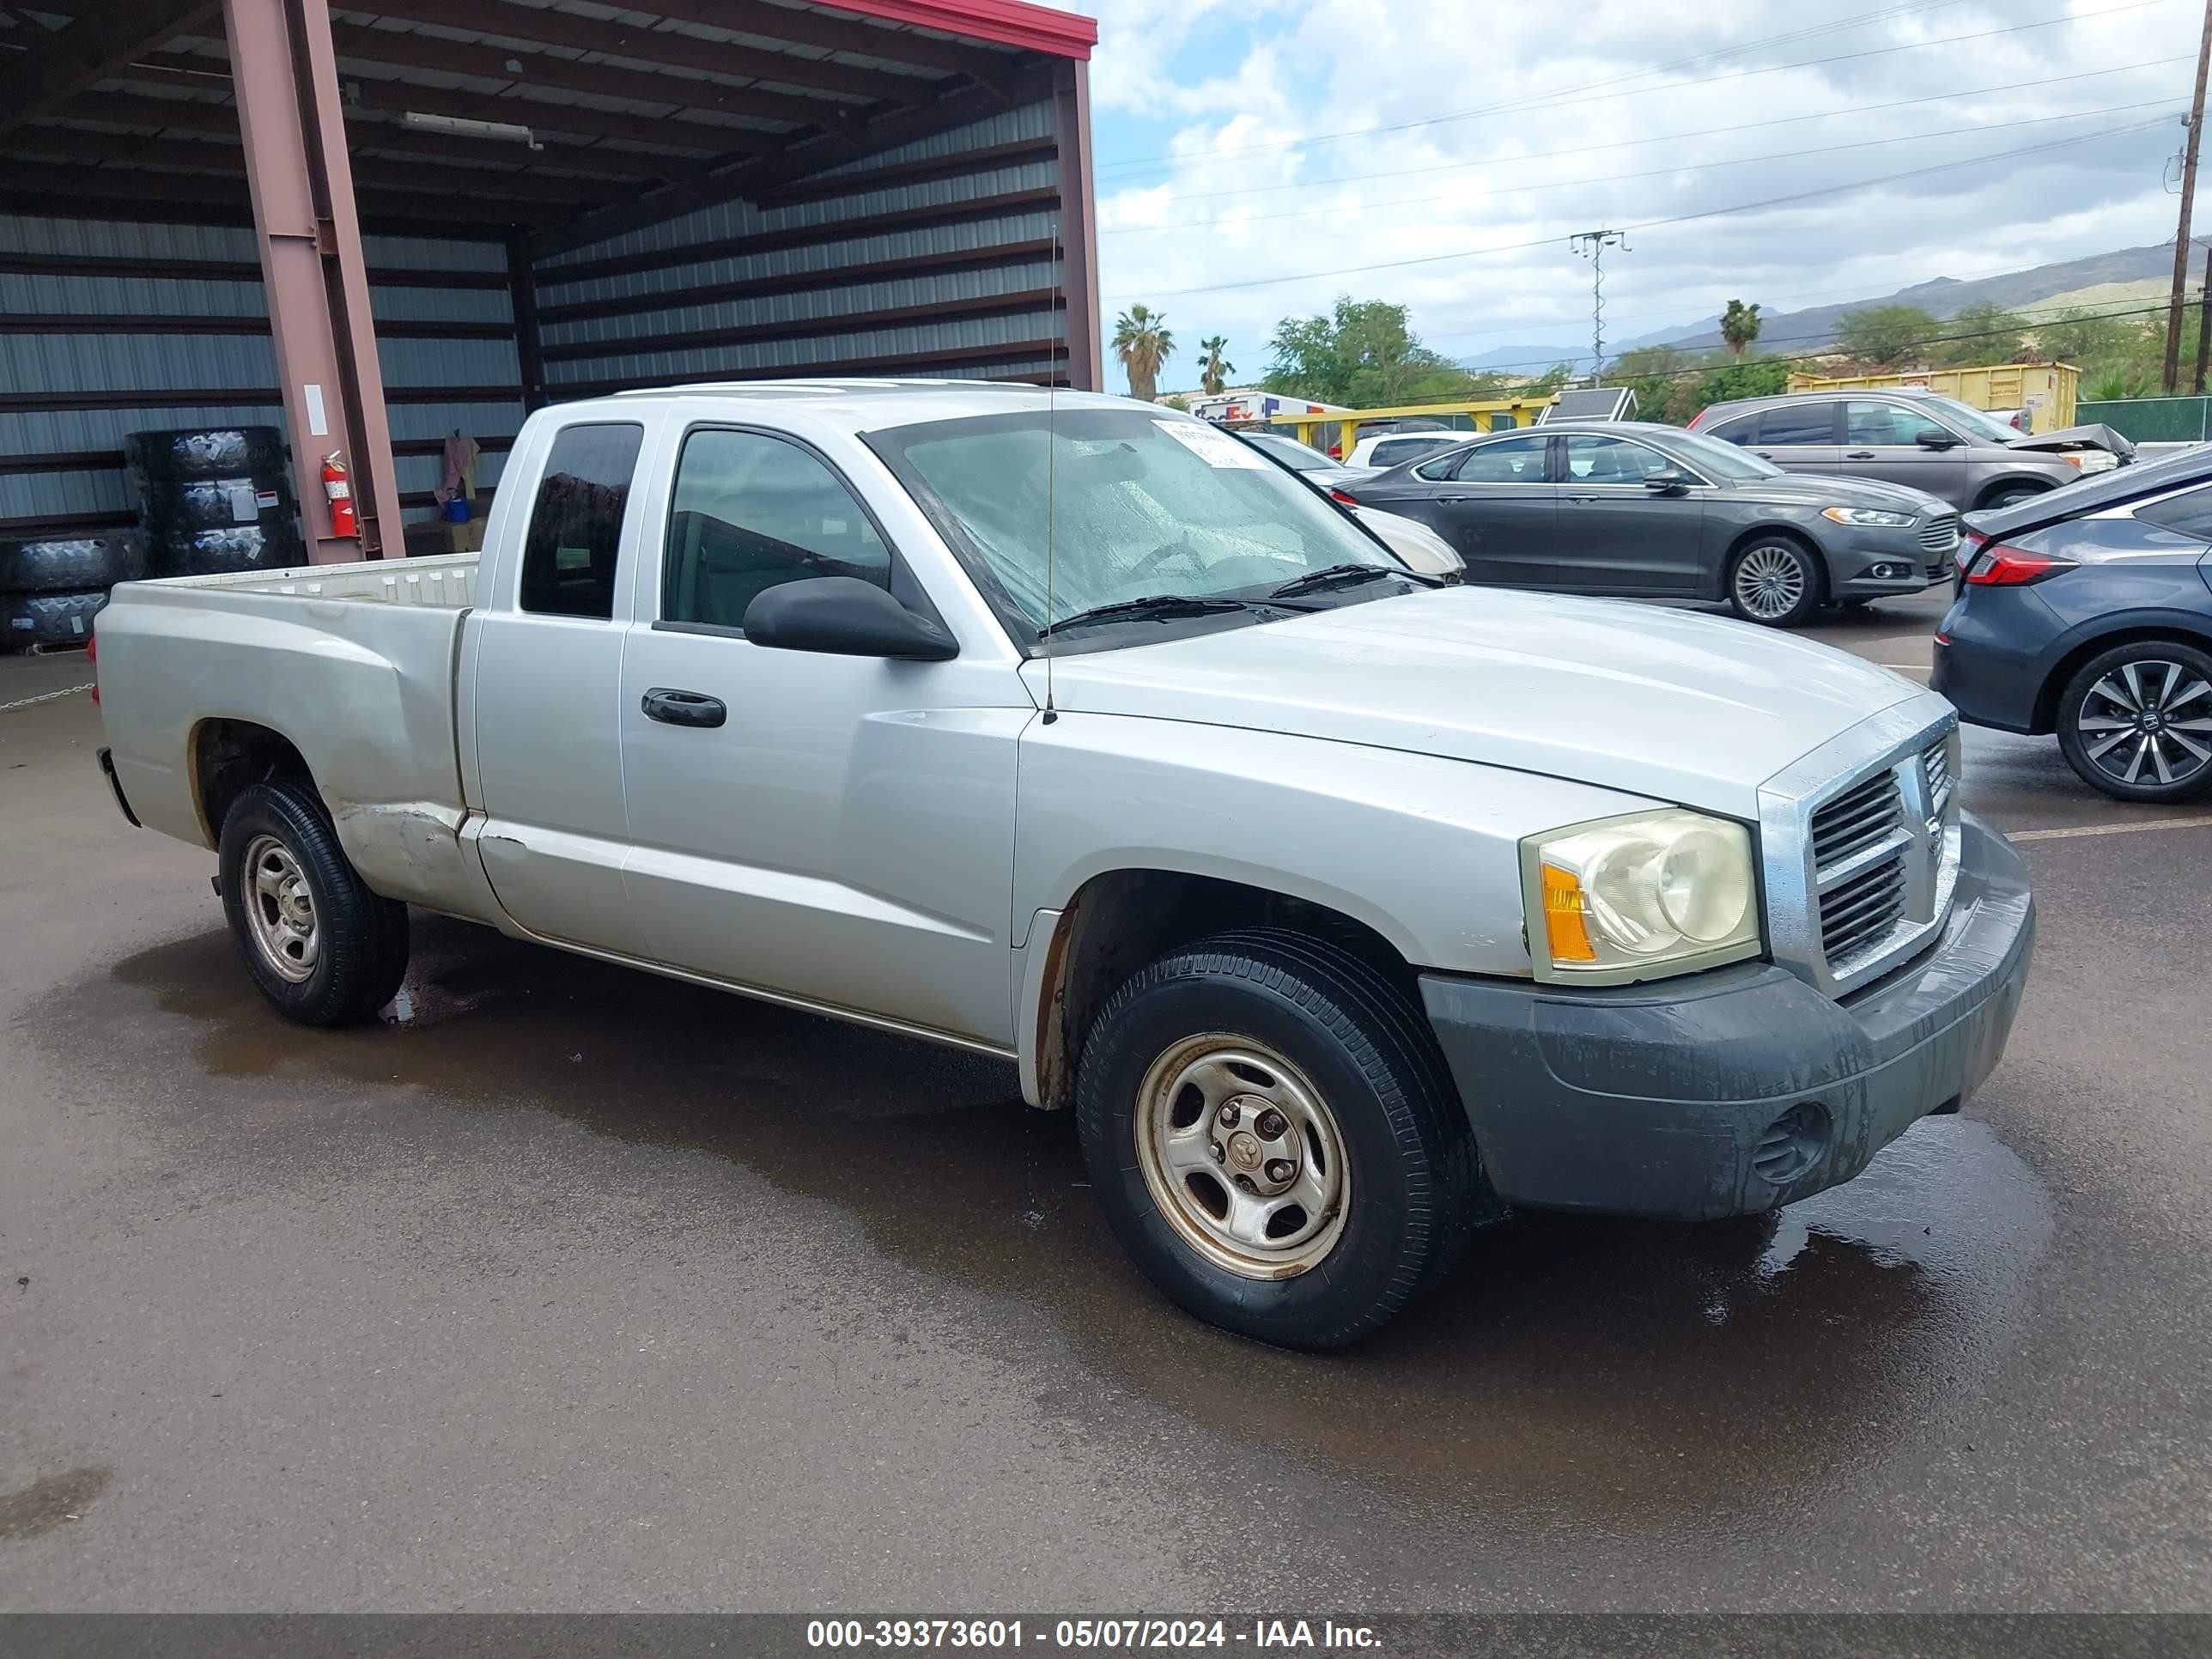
top-left (0, 0), bottom-right (1099, 561)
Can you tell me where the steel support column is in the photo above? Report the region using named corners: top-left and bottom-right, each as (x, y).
top-left (225, 0), bottom-right (404, 561)
top-left (1054, 59), bottom-right (1102, 392)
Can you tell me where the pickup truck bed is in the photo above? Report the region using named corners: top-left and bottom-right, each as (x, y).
top-left (97, 550), bottom-right (485, 917)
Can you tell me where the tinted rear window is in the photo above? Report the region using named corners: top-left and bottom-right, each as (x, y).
top-left (1756, 404), bottom-right (1836, 447)
top-left (519, 423), bottom-right (643, 618)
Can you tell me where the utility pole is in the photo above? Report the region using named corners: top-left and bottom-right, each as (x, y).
top-left (2162, 0), bottom-right (2212, 392)
top-left (2196, 245), bottom-right (2212, 394)
top-left (1571, 229), bottom-right (1629, 385)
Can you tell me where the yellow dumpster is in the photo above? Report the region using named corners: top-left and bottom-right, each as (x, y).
top-left (1784, 363), bottom-right (2078, 434)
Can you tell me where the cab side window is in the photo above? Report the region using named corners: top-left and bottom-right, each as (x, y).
top-left (1705, 414), bottom-right (1759, 446)
top-left (1846, 401), bottom-right (1922, 447)
top-left (518, 422), bottom-right (644, 619)
top-left (661, 428), bottom-right (892, 630)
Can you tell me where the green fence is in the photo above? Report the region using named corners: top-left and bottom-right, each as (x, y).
top-left (2077, 396), bottom-right (2212, 443)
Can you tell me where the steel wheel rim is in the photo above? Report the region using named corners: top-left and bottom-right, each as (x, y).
top-left (243, 833), bottom-right (320, 983)
top-left (1133, 1033), bottom-right (1350, 1280)
top-left (1733, 545), bottom-right (1807, 619)
top-left (2076, 659), bottom-right (2212, 787)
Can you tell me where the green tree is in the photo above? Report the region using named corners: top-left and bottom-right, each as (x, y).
top-left (1833, 304), bottom-right (1941, 368)
top-left (1933, 301), bottom-right (2030, 367)
top-left (1263, 296), bottom-right (1483, 407)
top-left (1719, 299), bottom-right (1762, 362)
top-left (1613, 343), bottom-right (1692, 425)
top-left (1196, 336), bottom-right (1233, 396)
top-left (1111, 304), bottom-right (1175, 402)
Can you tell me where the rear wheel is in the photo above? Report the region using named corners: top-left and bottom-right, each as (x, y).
top-left (2055, 641), bottom-right (2212, 802)
top-left (218, 780), bottom-right (410, 1024)
top-left (1074, 929), bottom-right (1478, 1349)
top-left (1728, 536), bottom-right (1823, 627)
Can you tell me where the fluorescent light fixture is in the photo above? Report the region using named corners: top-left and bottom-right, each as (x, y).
top-left (399, 110), bottom-right (543, 150)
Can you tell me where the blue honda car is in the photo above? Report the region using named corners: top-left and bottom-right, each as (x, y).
top-left (1934, 448), bottom-right (2212, 803)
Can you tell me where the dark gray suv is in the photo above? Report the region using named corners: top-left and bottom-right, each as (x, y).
top-left (1688, 388), bottom-right (2120, 512)
top-left (1341, 421), bottom-right (1958, 626)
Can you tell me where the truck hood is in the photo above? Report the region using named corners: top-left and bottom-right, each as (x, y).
top-left (1021, 587), bottom-right (1927, 816)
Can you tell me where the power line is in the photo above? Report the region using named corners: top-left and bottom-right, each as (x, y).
top-left (1096, 0), bottom-right (2174, 179)
top-left (1101, 99), bottom-right (2183, 237)
top-left (1105, 118), bottom-right (2174, 300)
top-left (1102, 57), bottom-right (2192, 210)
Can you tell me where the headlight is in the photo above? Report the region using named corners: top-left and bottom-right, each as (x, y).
top-left (1522, 810), bottom-right (1760, 983)
top-left (1821, 506), bottom-right (1916, 526)
top-left (2061, 451), bottom-right (2118, 474)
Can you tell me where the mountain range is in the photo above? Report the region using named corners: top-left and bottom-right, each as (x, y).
top-left (1458, 241), bottom-right (2182, 374)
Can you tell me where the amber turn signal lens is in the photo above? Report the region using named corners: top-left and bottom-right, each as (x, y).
top-left (1540, 865), bottom-right (1596, 963)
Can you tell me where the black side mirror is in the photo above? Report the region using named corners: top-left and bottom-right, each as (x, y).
top-left (1642, 467), bottom-right (1693, 494)
top-left (743, 576), bottom-right (957, 661)
top-left (1916, 427), bottom-right (1961, 450)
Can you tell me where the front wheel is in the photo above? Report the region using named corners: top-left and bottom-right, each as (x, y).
top-left (1728, 538), bottom-right (1823, 627)
top-left (218, 780), bottom-right (410, 1024)
top-left (1981, 485), bottom-right (2046, 511)
top-left (1075, 930), bottom-right (1479, 1350)
top-left (2055, 641), bottom-right (2212, 802)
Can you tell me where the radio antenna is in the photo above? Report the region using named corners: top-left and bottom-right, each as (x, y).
top-left (1041, 212), bottom-right (1062, 725)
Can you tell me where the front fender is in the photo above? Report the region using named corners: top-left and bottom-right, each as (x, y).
top-left (1012, 714), bottom-right (1665, 979)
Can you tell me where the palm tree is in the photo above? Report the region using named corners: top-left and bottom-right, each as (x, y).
top-left (1112, 305), bottom-right (1175, 402)
top-left (1720, 299), bottom-right (1762, 362)
top-left (1198, 335), bottom-right (1233, 396)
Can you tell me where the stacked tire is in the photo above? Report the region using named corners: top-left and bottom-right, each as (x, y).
top-left (127, 426), bottom-right (306, 579)
top-left (1, 533), bottom-right (146, 651)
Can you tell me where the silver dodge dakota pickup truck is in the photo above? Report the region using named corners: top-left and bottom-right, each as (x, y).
top-left (94, 380), bottom-right (2035, 1349)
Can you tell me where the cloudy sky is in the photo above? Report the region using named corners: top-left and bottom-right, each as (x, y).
top-left (1065, 0), bottom-right (2204, 392)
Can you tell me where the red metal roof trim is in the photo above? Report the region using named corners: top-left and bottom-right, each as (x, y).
top-left (821, 0), bottom-right (1097, 59)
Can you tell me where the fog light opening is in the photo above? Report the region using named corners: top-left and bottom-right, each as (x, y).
top-left (1752, 1101), bottom-right (1832, 1185)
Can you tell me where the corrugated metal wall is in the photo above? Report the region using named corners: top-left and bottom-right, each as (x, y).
top-left (530, 100), bottom-right (1069, 398)
top-left (0, 213), bottom-right (522, 539)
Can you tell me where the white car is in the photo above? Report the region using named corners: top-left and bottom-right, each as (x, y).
top-left (94, 381), bottom-right (2033, 1350)
top-left (1343, 429), bottom-right (1469, 471)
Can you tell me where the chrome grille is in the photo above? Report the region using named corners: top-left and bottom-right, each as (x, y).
top-left (1918, 514), bottom-right (1960, 553)
top-left (1810, 772), bottom-right (1903, 867)
top-left (1808, 769), bottom-right (1911, 969)
top-left (1923, 739), bottom-right (1954, 816)
top-left (1819, 854), bottom-right (1910, 963)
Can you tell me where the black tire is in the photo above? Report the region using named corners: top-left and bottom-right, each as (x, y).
top-left (137, 477), bottom-right (296, 536)
top-left (217, 780), bottom-right (410, 1026)
top-left (147, 521), bottom-right (307, 579)
top-left (0, 533), bottom-right (147, 592)
top-left (124, 426), bottom-right (287, 483)
top-left (1726, 535), bottom-right (1825, 627)
top-left (2054, 639), bottom-right (2212, 804)
top-left (1980, 484), bottom-right (2047, 512)
top-left (1074, 928), bottom-right (1479, 1350)
top-left (3, 588), bottom-right (108, 649)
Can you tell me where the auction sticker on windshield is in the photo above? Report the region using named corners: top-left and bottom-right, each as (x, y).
top-left (1155, 419), bottom-right (1268, 469)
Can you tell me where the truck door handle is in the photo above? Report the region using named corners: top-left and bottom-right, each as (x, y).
top-left (1846, 450), bottom-right (1877, 459)
top-left (641, 687), bottom-right (726, 728)
top-left (1754, 451), bottom-right (1774, 460)
top-left (1436, 494), bottom-right (1472, 503)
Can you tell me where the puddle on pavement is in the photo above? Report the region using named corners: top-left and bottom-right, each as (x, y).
top-left (87, 917), bottom-right (2053, 1520)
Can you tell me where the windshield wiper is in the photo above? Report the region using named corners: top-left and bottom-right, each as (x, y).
top-left (1036, 593), bottom-right (1266, 640)
top-left (1267, 562), bottom-right (1427, 599)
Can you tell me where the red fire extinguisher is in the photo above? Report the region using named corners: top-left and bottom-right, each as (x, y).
top-left (322, 452), bottom-right (358, 539)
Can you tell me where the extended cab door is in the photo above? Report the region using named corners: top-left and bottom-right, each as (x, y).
top-left (612, 422), bottom-right (1030, 1048)
top-left (467, 416), bottom-right (656, 956)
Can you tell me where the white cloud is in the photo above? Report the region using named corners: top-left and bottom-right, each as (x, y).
top-left (1087, 0), bottom-right (2201, 387)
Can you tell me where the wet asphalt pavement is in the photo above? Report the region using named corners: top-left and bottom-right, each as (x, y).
top-left (1, 586), bottom-right (2208, 1613)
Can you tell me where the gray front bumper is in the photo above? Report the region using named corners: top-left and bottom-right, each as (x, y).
top-left (1419, 814), bottom-right (2033, 1219)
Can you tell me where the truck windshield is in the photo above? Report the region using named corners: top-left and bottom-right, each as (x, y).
top-left (866, 406), bottom-right (1407, 646)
